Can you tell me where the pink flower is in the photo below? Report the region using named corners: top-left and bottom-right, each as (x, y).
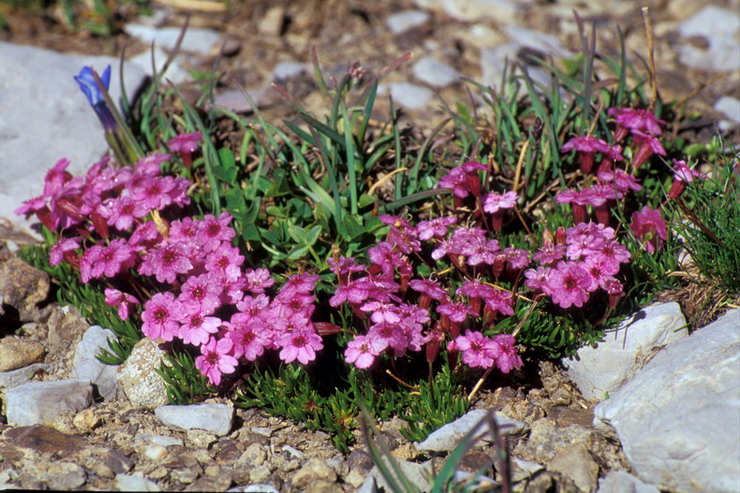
top-left (524, 266), bottom-right (552, 292)
top-left (167, 132), bottom-right (202, 154)
top-left (597, 168), bottom-right (643, 194)
top-left (607, 107), bottom-right (665, 142)
top-left (492, 334), bottom-right (523, 373)
top-left (50, 237), bottom-right (80, 267)
top-left (178, 312), bottom-right (222, 346)
top-left (130, 175), bottom-right (176, 211)
top-left (545, 261), bottom-right (591, 309)
top-left (141, 292), bottom-right (181, 341)
top-left (178, 273), bottom-right (223, 315)
top-left (80, 239), bottom-right (135, 282)
top-left (243, 268), bottom-right (275, 294)
top-left (409, 278), bottom-right (448, 300)
top-left (278, 326), bottom-right (323, 365)
top-left (483, 191), bottom-right (518, 231)
top-left (227, 317), bottom-right (267, 361)
top-left (416, 216), bottom-right (457, 241)
top-left (138, 240), bottom-right (193, 284)
top-left (195, 336), bottom-right (238, 386)
top-left (533, 244), bottom-right (566, 266)
top-left (630, 206), bottom-right (667, 253)
top-left (631, 130), bottom-right (666, 170)
top-left (135, 153), bottom-right (171, 176)
top-left (668, 159), bottom-right (706, 199)
top-left (361, 301), bottom-right (401, 324)
top-left (437, 300), bottom-right (478, 323)
top-left (197, 212), bottom-right (235, 253)
top-left (453, 330), bottom-right (501, 369)
top-left (344, 335), bottom-right (384, 369)
top-left (561, 136), bottom-right (610, 173)
top-left (104, 288), bottom-right (139, 320)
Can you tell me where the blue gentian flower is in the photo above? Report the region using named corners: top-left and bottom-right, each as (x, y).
top-left (74, 65), bottom-right (111, 107)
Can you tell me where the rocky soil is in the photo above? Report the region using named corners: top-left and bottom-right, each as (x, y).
top-left (0, 0), bottom-right (738, 491)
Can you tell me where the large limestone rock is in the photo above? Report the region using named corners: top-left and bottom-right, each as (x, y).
top-left (564, 302), bottom-right (688, 401)
top-left (594, 309), bottom-right (740, 492)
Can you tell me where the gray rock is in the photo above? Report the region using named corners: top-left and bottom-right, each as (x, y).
top-left (115, 473), bottom-right (162, 492)
top-left (0, 42), bottom-right (147, 237)
top-left (412, 56), bottom-right (460, 87)
top-left (678, 6), bottom-right (740, 72)
top-left (211, 88), bottom-right (269, 114)
top-left (271, 62), bottom-right (309, 81)
top-left (386, 10), bottom-right (430, 35)
top-left (413, 0), bottom-right (528, 24)
top-left (547, 443), bottom-right (599, 493)
top-left (596, 470), bottom-right (659, 493)
top-left (518, 418), bottom-right (594, 464)
top-left (362, 458), bottom-right (434, 493)
top-left (0, 257), bottom-right (50, 322)
top-left (5, 379), bottom-right (93, 426)
top-left (134, 433), bottom-right (184, 448)
top-left (127, 46), bottom-right (191, 85)
top-left (377, 83), bottom-right (434, 110)
top-left (417, 408), bottom-right (528, 452)
top-left (0, 338), bottom-right (44, 372)
top-left (155, 403), bottom-right (234, 436)
top-left (594, 309), bottom-right (740, 492)
top-left (28, 462), bottom-right (87, 490)
top-left (71, 325), bottom-right (120, 401)
top-left (117, 338), bottom-right (169, 409)
top-left (290, 458), bottom-right (337, 489)
top-left (715, 96), bottom-right (740, 131)
top-left (0, 363), bottom-right (52, 390)
top-left (124, 24), bottom-right (222, 56)
top-left (564, 302), bottom-right (688, 401)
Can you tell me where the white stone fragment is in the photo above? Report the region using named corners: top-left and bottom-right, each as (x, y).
top-left (0, 42), bottom-right (147, 238)
top-left (594, 309), bottom-right (740, 492)
top-left (678, 6), bottom-right (740, 72)
top-left (0, 363), bottom-right (52, 390)
top-left (377, 83), bottom-right (434, 110)
top-left (386, 10), bottom-right (430, 35)
top-left (412, 56), bottom-right (460, 87)
top-left (5, 379), bottom-right (93, 426)
top-left (596, 470), bottom-right (660, 493)
top-left (564, 302), bottom-right (688, 401)
top-left (115, 473), bottom-right (162, 492)
top-left (155, 403), bottom-right (234, 436)
top-left (417, 408), bottom-right (528, 452)
top-left (72, 325), bottom-right (120, 401)
top-left (124, 24), bottom-right (222, 56)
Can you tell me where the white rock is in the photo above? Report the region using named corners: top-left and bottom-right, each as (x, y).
top-left (115, 473), bottom-right (161, 492)
top-left (240, 485), bottom-right (280, 493)
top-left (134, 433), bottom-right (184, 448)
top-left (594, 309), bottom-right (740, 492)
top-left (714, 96), bottom-right (740, 131)
top-left (412, 56), bottom-right (460, 87)
top-left (678, 6), bottom-right (740, 72)
top-left (127, 46), bottom-right (191, 85)
top-left (502, 25), bottom-right (572, 59)
top-left (564, 302), bottom-right (688, 401)
top-left (0, 363), bottom-right (52, 390)
top-left (413, 0), bottom-right (528, 24)
top-left (362, 458), bottom-right (433, 493)
top-left (377, 83), bottom-right (434, 110)
top-left (417, 408), bottom-right (528, 452)
top-left (211, 88), bottom-right (269, 114)
top-left (596, 470), bottom-right (660, 493)
top-left (386, 10), bottom-right (430, 35)
top-left (124, 24), bottom-right (221, 56)
top-left (155, 403), bottom-right (234, 436)
top-left (0, 42), bottom-right (147, 237)
top-left (272, 61), bottom-right (310, 80)
top-left (71, 325), bottom-right (120, 401)
top-left (117, 338), bottom-right (169, 409)
top-left (5, 379), bottom-right (93, 426)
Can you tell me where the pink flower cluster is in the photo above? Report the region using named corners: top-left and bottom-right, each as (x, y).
top-left (17, 144), bottom-right (327, 386)
top-left (524, 222), bottom-right (630, 309)
top-left (331, 214), bottom-right (523, 374)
